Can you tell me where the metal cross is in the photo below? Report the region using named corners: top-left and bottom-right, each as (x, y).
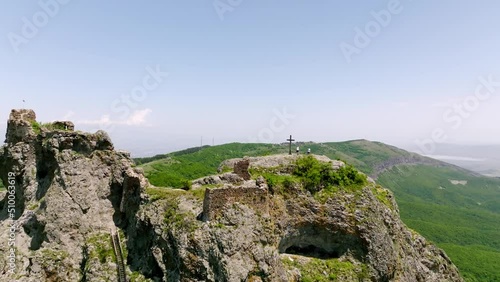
top-left (286, 135), bottom-right (295, 155)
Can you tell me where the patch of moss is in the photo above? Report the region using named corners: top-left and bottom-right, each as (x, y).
top-left (249, 164), bottom-right (290, 177)
top-left (282, 256), bottom-right (369, 281)
top-left (262, 173), bottom-right (301, 196)
top-left (117, 229), bottom-right (128, 260)
top-left (313, 185), bottom-right (341, 203)
top-left (86, 233), bottom-right (116, 264)
top-left (27, 201), bottom-right (40, 210)
top-left (220, 165), bottom-right (232, 173)
top-left (145, 187), bottom-right (186, 202)
top-left (39, 248), bottom-right (70, 269)
top-left (31, 121), bottom-right (42, 134)
top-left (129, 271), bottom-right (152, 282)
top-left (371, 185), bottom-right (394, 211)
top-left (163, 197), bottom-right (198, 233)
top-left (190, 186), bottom-right (209, 200)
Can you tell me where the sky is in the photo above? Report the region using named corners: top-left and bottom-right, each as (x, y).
top-left (1, 1), bottom-right (500, 157)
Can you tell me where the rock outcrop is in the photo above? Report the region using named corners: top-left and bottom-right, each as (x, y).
top-left (0, 109), bottom-right (148, 281)
top-left (129, 157), bottom-right (464, 282)
top-left (0, 109), bottom-right (464, 281)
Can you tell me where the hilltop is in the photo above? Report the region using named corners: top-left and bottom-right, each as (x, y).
top-left (136, 141), bottom-right (500, 282)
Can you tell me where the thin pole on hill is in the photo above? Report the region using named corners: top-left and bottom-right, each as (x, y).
top-left (287, 135), bottom-right (295, 155)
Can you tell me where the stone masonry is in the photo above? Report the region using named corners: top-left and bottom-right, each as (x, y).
top-left (202, 182), bottom-right (269, 221)
top-left (233, 159), bottom-right (251, 180)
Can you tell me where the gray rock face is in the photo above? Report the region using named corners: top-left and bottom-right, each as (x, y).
top-left (218, 154), bottom-right (344, 173)
top-left (51, 121), bottom-right (75, 131)
top-left (129, 159), bottom-right (464, 282)
top-left (0, 110), bottom-right (464, 281)
top-left (5, 109), bottom-right (37, 144)
top-left (0, 110), bottom-right (148, 281)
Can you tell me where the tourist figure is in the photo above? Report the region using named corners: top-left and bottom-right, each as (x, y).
top-left (296, 146), bottom-right (300, 154)
top-left (307, 148), bottom-right (311, 155)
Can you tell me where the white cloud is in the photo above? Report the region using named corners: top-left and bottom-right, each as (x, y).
top-left (77, 109), bottom-right (152, 126)
top-left (125, 109), bottom-right (152, 125)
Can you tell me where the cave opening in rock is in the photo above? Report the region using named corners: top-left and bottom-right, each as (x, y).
top-left (285, 244), bottom-right (340, 259)
top-left (278, 223), bottom-right (367, 260)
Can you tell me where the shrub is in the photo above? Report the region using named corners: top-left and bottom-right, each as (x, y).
top-left (182, 180), bottom-right (192, 191)
top-left (294, 156), bottom-right (367, 194)
top-left (31, 121), bottom-right (42, 134)
top-left (31, 121), bottom-right (69, 134)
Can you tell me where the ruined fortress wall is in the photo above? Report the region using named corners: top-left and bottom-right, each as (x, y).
top-left (202, 186), bottom-right (268, 221)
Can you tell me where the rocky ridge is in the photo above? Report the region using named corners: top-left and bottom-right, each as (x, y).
top-left (0, 109), bottom-right (464, 281)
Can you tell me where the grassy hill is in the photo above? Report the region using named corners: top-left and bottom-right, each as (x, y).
top-left (135, 140), bottom-right (500, 282)
top-left (135, 143), bottom-right (284, 188)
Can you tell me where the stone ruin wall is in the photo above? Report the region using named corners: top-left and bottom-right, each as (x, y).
top-left (202, 185), bottom-right (269, 221)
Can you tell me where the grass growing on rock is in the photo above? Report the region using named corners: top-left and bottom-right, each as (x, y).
top-left (129, 271), bottom-right (152, 282)
top-left (31, 121), bottom-right (70, 134)
top-left (147, 187), bottom-right (200, 234)
top-left (146, 186), bottom-right (207, 202)
top-left (282, 256), bottom-right (369, 281)
top-left (294, 156), bottom-right (367, 193)
top-left (145, 187), bottom-right (186, 202)
top-left (371, 185), bottom-right (395, 211)
top-left (137, 143), bottom-right (283, 188)
top-left (250, 156), bottom-right (367, 202)
top-left (162, 197), bottom-right (198, 233)
top-left (86, 233), bottom-right (116, 264)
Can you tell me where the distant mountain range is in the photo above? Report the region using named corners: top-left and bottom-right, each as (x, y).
top-left (406, 143), bottom-right (500, 177)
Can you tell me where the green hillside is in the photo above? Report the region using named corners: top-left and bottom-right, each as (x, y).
top-left (136, 140), bottom-right (500, 281)
top-left (136, 143), bottom-right (283, 188)
top-left (377, 165), bottom-right (500, 281)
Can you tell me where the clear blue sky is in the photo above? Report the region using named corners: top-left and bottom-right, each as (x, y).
top-left (1, 1), bottom-right (499, 156)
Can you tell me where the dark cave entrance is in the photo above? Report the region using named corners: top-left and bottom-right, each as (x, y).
top-left (278, 223), bottom-right (367, 260)
top-left (285, 244), bottom-right (340, 259)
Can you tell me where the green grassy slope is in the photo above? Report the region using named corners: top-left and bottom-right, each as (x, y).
top-left (136, 140), bottom-right (500, 281)
top-left (138, 143), bottom-right (282, 188)
top-left (137, 140), bottom-right (434, 188)
top-left (377, 165), bottom-right (500, 281)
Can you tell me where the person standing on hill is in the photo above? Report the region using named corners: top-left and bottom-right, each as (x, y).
top-left (296, 146), bottom-right (300, 154)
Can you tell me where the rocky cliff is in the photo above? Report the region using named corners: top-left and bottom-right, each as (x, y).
top-left (0, 109), bottom-right (464, 281)
top-left (0, 109), bottom-right (147, 281)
